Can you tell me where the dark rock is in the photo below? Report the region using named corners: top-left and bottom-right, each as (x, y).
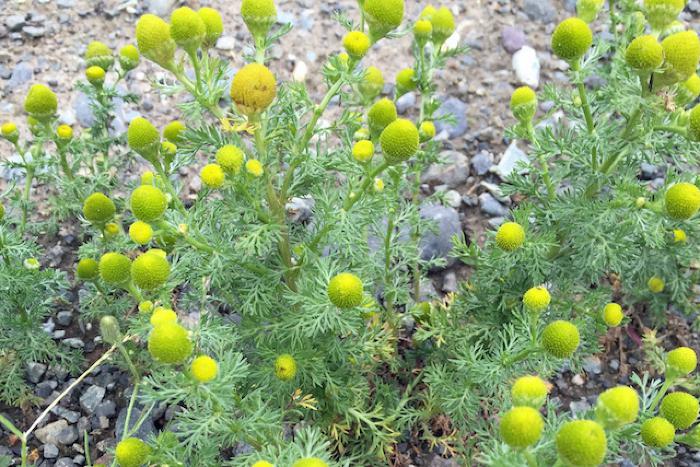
top-left (79, 385), bottom-right (105, 413)
top-left (116, 406), bottom-right (155, 440)
top-left (34, 420), bottom-right (78, 446)
top-left (501, 26), bottom-right (526, 54)
top-left (478, 193), bottom-right (508, 217)
top-left (56, 311), bottom-right (73, 327)
top-left (27, 362), bottom-right (47, 383)
top-left (43, 444), bottom-right (59, 459)
top-left (5, 15), bottom-right (26, 32)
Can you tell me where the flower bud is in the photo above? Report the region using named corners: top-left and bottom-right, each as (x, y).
top-left (419, 121), bottom-right (436, 142)
top-left (368, 98), bottom-right (397, 137)
top-left (352, 140), bottom-right (374, 163)
top-left (1, 121), bottom-right (19, 143)
top-left (430, 7), bottom-right (455, 46)
top-left (511, 375), bottom-right (548, 408)
top-left (362, 0), bottom-right (404, 43)
top-left (396, 68), bottom-right (416, 96)
top-left (358, 66), bottom-right (384, 101)
top-left (198, 8), bottom-right (224, 47)
top-left (24, 84), bottom-right (58, 121)
top-left (163, 120), bottom-right (185, 143)
top-left (129, 221), bottom-right (154, 245)
top-left (602, 303), bottom-right (623, 327)
top-left (500, 406), bottom-right (544, 448)
top-left (170, 7), bottom-right (206, 51)
top-left (595, 386), bottom-right (639, 429)
top-left (119, 45), bottom-right (140, 71)
top-left (343, 31), bottom-right (371, 59)
top-left (82, 192), bottom-right (116, 224)
top-left (115, 437), bottom-right (150, 467)
top-left (660, 392), bottom-right (699, 429)
top-left (85, 66), bottom-right (106, 87)
top-left (666, 346), bottom-right (697, 379)
top-left (135, 14), bottom-right (176, 68)
top-left (99, 315), bottom-right (121, 345)
top-left (522, 286), bottom-right (550, 313)
top-left (647, 276), bottom-right (665, 293)
top-left (510, 86), bottom-right (537, 122)
top-left (241, 0), bottom-right (277, 39)
top-left (85, 41), bottom-right (114, 70)
top-left (230, 63), bottom-right (277, 116)
top-left (413, 20), bottom-right (433, 44)
top-left (76, 258), bottom-right (99, 281)
top-left (551, 17), bottom-right (593, 62)
top-left (689, 104), bottom-right (700, 142)
top-left (56, 124), bottom-right (73, 141)
top-left (127, 117), bottom-right (160, 160)
top-left (644, 0), bottom-right (686, 31)
top-left (577, 0), bottom-right (605, 23)
top-left (245, 159), bottom-right (264, 177)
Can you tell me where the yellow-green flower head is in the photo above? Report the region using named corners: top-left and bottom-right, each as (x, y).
top-left (163, 120), bottom-right (185, 143)
top-left (374, 177), bottom-right (385, 192)
top-left (129, 221), bottom-right (153, 245)
top-left (274, 353), bottom-right (297, 381)
top-left (684, 74), bottom-right (700, 98)
top-left (419, 121), bottom-right (436, 142)
top-left (1, 121), bottom-right (18, 142)
top-left (595, 386), bottom-right (639, 429)
top-left (396, 68), bottom-right (416, 95)
top-left (241, 0), bottom-right (277, 39)
top-left (689, 104), bottom-right (700, 142)
top-left (56, 124), bottom-right (73, 140)
top-left (641, 417), bottom-right (676, 448)
top-left (542, 320), bottom-right (580, 359)
top-left (413, 19), bottom-right (433, 42)
top-left (24, 84), bottom-right (58, 121)
top-left (99, 252), bottom-right (132, 285)
top-left (252, 461), bottom-right (274, 467)
top-left (556, 420), bottom-right (607, 467)
top-left (76, 258), bottom-right (99, 281)
top-left (602, 303), bottom-right (623, 327)
top-left (115, 437), bottom-right (150, 467)
top-left (511, 375), bottom-right (548, 408)
top-left (380, 118), bottom-right (419, 165)
top-left (362, 0), bottom-right (404, 42)
top-left (85, 41), bottom-right (114, 70)
top-left (352, 140), bottom-right (374, 163)
top-left (368, 98), bottom-right (398, 137)
top-left (647, 276), bottom-right (665, 293)
top-left (119, 45), bottom-right (140, 71)
top-left (358, 66), bottom-right (385, 101)
top-left (85, 66), bottom-right (106, 86)
top-left (201, 163), bottom-right (225, 189)
top-left (141, 171), bottom-right (155, 185)
top-left (522, 286), bottom-right (551, 313)
top-left (127, 117), bottom-right (160, 159)
top-left (644, 0), bottom-right (687, 31)
top-left (246, 159), bottom-right (264, 177)
top-left (431, 7), bottom-right (456, 45)
top-left (23, 257), bottom-right (40, 270)
top-left (148, 321), bottom-right (193, 364)
top-left (420, 5), bottom-right (437, 20)
top-left (135, 14), bottom-right (176, 67)
top-left (328, 272), bottom-right (364, 308)
top-left (198, 7), bottom-right (224, 47)
top-left (82, 192), bottom-right (115, 224)
top-left (138, 300), bottom-right (154, 314)
top-left (150, 306), bottom-right (177, 326)
top-left (343, 31), bottom-right (371, 59)
top-left (658, 31), bottom-right (700, 85)
top-left (216, 145), bottom-right (245, 174)
top-left (160, 141), bottom-right (176, 159)
top-left (660, 392), bottom-right (700, 429)
top-left (666, 346), bottom-right (697, 379)
top-left (230, 63), bottom-right (277, 116)
top-left (191, 355), bottom-right (218, 383)
top-left (625, 35), bottom-right (663, 72)
top-left (510, 86), bottom-right (538, 122)
top-left (170, 7), bottom-right (206, 50)
top-left (104, 222), bottom-right (120, 237)
top-left (495, 222), bottom-right (525, 252)
top-left (292, 459), bottom-right (327, 467)
top-left (130, 185), bottom-right (167, 222)
top-left (673, 228), bottom-right (687, 243)
top-left (551, 17), bottom-right (593, 62)
top-left (577, 0), bottom-right (605, 23)
top-left (499, 406), bottom-right (544, 448)
top-left (131, 250), bottom-right (170, 291)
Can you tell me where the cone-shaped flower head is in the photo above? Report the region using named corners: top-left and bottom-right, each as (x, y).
top-left (665, 182), bottom-right (700, 219)
top-left (511, 375), bottom-right (548, 408)
top-left (129, 221), bottom-right (153, 245)
top-left (542, 320), bottom-right (580, 358)
top-left (396, 68), bottom-right (416, 95)
top-left (198, 7), bottom-right (224, 47)
top-left (76, 258), bottom-right (99, 281)
top-left (551, 17), bottom-right (593, 62)
top-left (115, 437), bottom-right (150, 467)
top-left (163, 120), bottom-right (185, 143)
top-left (595, 386), bottom-right (639, 429)
top-left (660, 392), bottom-right (699, 429)
top-left (577, 0), bottom-right (605, 23)
top-left (230, 63), bottom-right (277, 116)
top-left (352, 140), bottom-right (374, 163)
top-left (119, 45), bottom-right (140, 71)
top-left (82, 192), bottom-right (116, 224)
top-left (647, 276), bottom-right (665, 293)
top-left (99, 252), bottom-right (132, 285)
top-left (1, 121), bottom-right (18, 143)
top-left (380, 118), bottom-right (419, 165)
top-left (625, 35), bottom-right (663, 71)
top-left (644, 0), bottom-right (687, 31)
top-left (641, 417), bottom-right (675, 448)
top-left (292, 458), bottom-right (328, 467)
top-left (246, 159), bottom-right (264, 177)
top-left (150, 306), bottom-right (177, 326)
top-left (556, 420), bottom-right (607, 467)
top-left (657, 31), bottom-right (700, 85)
top-left (130, 185), bottom-right (167, 222)
top-left (603, 303), bottom-right (623, 327)
top-left (201, 163), bottom-right (225, 189)
top-left (431, 7), bottom-right (455, 46)
top-left (328, 272), bottom-right (364, 308)
top-left (85, 66), bottom-right (106, 87)
top-left (495, 222), bottom-right (525, 251)
top-left (128, 117), bottom-right (160, 160)
top-left (191, 355), bottom-right (218, 383)
top-left (241, 0), bottom-right (277, 39)
top-left (510, 86), bottom-right (537, 122)
top-left (673, 228), bottom-right (687, 243)
top-left (684, 74), bottom-right (700, 99)
top-left (358, 66), bottom-right (384, 101)
top-left (689, 104), bottom-right (700, 142)
top-left (131, 250), bottom-right (170, 291)
top-left (523, 286), bottom-right (550, 313)
top-left (85, 41), bottom-right (114, 70)
top-left (216, 145), bottom-right (245, 173)
top-left (419, 121), bottom-right (436, 142)
top-left (252, 462), bottom-right (274, 467)
top-left (343, 31), bottom-right (371, 59)
top-left (368, 98), bottom-right (398, 137)
top-left (24, 84), bottom-right (58, 121)
top-left (362, 0), bottom-right (405, 43)
top-left (170, 7), bottom-right (206, 50)
top-left (274, 353), bottom-right (297, 381)
top-left (56, 124), bottom-right (73, 140)
top-left (135, 14), bottom-right (176, 68)
top-left (499, 406), bottom-right (544, 448)
top-left (148, 321), bottom-right (192, 364)
top-left (413, 19), bottom-right (433, 42)
top-left (666, 346), bottom-right (697, 379)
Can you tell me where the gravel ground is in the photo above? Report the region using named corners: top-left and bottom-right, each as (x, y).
top-left (2, 0), bottom-right (700, 466)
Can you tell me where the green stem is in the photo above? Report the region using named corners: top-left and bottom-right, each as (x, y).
top-left (171, 67), bottom-right (224, 119)
top-left (384, 214), bottom-right (396, 312)
top-left (411, 166), bottom-right (422, 301)
top-left (19, 165), bottom-right (35, 235)
top-left (117, 343), bottom-right (140, 381)
top-left (502, 346), bottom-right (542, 367)
top-left (524, 448), bottom-right (538, 467)
top-left (653, 125), bottom-right (688, 137)
top-left (186, 48), bottom-right (202, 93)
top-left (649, 378), bottom-right (674, 412)
top-left (125, 282), bottom-right (144, 302)
top-left (254, 36), bottom-right (266, 64)
top-left (527, 124), bottom-right (555, 200)
top-left (609, 0), bottom-right (617, 35)
top-left (58, 150), bottom-right (74, 180)
top-left (121, 383), bottom-right (140, 439)
top-left (153, 163), bottom-right (187, 215)
top-left (343, 162), bottom-right (390, 211)
top-left (571, 61), bottom-right (596, 170)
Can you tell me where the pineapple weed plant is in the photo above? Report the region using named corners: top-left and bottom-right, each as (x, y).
top-left (0, 0), bottom-right (700, 465)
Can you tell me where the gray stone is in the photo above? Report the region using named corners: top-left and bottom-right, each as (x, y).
top-left (94, 400), bottom-right (116, 418)
top-left (56, 0), bottom-right (76, 7)
top-left (22, 26), bottom-right (46, 38)
top-left (55, 458), bottom-right (76, 467)
top-left (44, 444), bottom-right (59, 459)
top-left (609, 359), bottom-right (620, 371)
top-left (51, 406), bottom-right (80, 424)
top-left (286, 197), bottom-right (314, 223)
top-left (147, 0), bottom-right (175, 16)
top-left (523, 0), bottom-right (557, 23)
top-left (5, 15), bottom-right (26, 32)
top-left (501, 26), bottom-right (526, 54)
top-left (35, 380), bottom-right (56, 398)
top-left (426, 455), bottom-right (460, 467)
top-left (471, 150), bottom-right (493, 175)
top-left (215, 36), bottom-right (236, 51)
top-left (442, 271), bottom-right (458, 293)
top-left (74, 92), bottom-right (96, 128)
top-left (640, 163), bottom-right (658, 180)
top-left (421, 150), bottom-right (470, 188)
top-left (420, 204), bottom-right (461, 266)
top-left (116, 406), bottom-right (155, 440)
top-left (512, 46), bottom-right (540, 88)
top-left (79, 385), bottom-right (105, 413)
top-left (56, 311), bottom-right (72, 327)
top-left (434, 97), bottom-right (468, 138)
top-left (569, 398), bottom-right (591, 413)
top-left (583, 356), bottom-right (603, 375)
top-left (478, 193), bottom-right (508, 217)
top-left (62, 338), bottom-right (84, 349)
top-left (396, 92), bottom-right (416, 114)
top-left (492, 141), bottom-right (529, 179)
top-left (8, 62), bottom-right (33, 88)
top-left (34, 420), bottom-right (78, 446)
top-left (443, 190), bottom-right (462, 209)
top-left (27, 362), bottom-right (47, 383)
